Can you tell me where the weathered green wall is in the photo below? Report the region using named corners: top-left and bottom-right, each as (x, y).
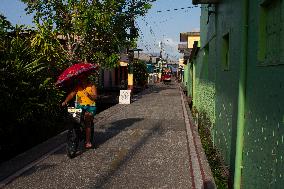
top-left (195, 0), bottom-right (284, 188)
top-left (241, 0), bottom-right (284, 188)
top-left (198, 1), bottom-right (242, 172)
top-left (213, 0), bottom-right (242, 174)
top-left (183, 64), bottom-right (189, 89)
top-left (187, 63), bottom-right (193, 98)
top-left (193, 42), bottom-right (216, 135)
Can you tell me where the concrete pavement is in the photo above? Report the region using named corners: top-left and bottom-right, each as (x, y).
top-left (0, 81), bottom-right (215, 189)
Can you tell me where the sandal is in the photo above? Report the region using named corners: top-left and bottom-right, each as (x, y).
top-left (85, 143), bottom-right (93, 149)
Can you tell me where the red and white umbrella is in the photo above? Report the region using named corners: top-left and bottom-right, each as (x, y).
top-left (55, 62), bottom-right (99, 87)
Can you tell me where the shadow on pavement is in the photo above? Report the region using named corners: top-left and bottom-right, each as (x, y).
top-left (203, 180), bottom-right (216, 189)
top-left (94, 118), bottom-right (144, 148)
top-left (90, 122), bottom-right (163, 189)
top-left (50, 118), bottom-right (144, 158)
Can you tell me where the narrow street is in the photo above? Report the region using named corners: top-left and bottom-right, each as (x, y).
top-left (1, 82), bottom-right (214, 189)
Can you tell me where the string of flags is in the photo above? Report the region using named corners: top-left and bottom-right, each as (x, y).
top-left (156, 5), bottom-right (199, 13)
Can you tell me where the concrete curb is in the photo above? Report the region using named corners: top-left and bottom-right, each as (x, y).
top-left (179, 86), bottom-right (216, 189)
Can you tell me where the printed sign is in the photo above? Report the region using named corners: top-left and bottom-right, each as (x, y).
top-left (119, 90), bottom-right (131, 104)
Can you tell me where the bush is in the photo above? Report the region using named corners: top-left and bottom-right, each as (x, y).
top-left (0, 21), bottom-right (68, 162)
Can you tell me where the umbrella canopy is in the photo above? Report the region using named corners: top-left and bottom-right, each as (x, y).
top-left (56, 62), bottom-right (99, 87)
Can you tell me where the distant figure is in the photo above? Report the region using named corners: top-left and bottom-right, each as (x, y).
top-left (62, 75), bottom-right (97, 148)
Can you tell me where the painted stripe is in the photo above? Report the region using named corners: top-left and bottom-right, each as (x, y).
top-left (185, 123), bottom-right (197, 189)
top-left (179, 86), bottom-right (204, 189)
top-left (185, 93), bottom-right (207, 188)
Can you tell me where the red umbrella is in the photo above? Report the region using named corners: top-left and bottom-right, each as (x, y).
top-left (55, 62), bottom-right (99, 87)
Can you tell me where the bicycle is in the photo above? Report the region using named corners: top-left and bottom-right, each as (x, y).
top-left (66, 106), bottom-right (94, 158)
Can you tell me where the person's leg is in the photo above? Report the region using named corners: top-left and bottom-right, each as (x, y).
top-left (84, 112), bottom-right (93, 148)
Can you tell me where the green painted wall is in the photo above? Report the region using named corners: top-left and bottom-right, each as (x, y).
top-left (193, 42), bottom-right (216, 135)
top-left (187, 63), bottom-right (193, 98)
top-left (195, 0), bottom-right (284, 188)
top-left (213, 0), bottom-right (242, 174)
top-left (198, 1), bottom-right (242, 172)
top-left (241, 0), bottom-right (284, 188)
top-left (183, 64), bottom-right (189, 90)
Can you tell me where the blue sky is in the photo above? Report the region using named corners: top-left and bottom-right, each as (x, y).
top-left (0, 0), bottom-right (34, 26)
top-left (137, 0), bottom-right (200, 60)
top-left (0, 0), bottom-right (200, 60)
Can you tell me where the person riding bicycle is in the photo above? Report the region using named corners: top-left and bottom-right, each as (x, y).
top-left (62, 75), bottom-right (97, 149)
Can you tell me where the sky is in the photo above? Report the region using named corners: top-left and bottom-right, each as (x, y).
top-left (0, 0), bottom-right (201, 61)
top-left (136, 0), bottom-right (200, 60)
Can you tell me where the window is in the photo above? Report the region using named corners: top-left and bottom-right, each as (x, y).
top-left (258, 0), bottom-right (284, 66)
top-left (222, 33), bottom-right (230, 71)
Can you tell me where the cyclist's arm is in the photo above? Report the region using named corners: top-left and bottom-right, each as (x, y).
top-left (62, 91), bottom-right (76, 106)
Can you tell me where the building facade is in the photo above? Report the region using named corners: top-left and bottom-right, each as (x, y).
top-left (188, 0), bottom-right (284, 188)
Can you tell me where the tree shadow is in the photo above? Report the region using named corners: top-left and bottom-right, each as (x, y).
top-left (94, 118), bottom-right (144, 149)
top-left (54, 118), bottom-right (144, 158)
top-left (89, 122), bottom-right (163, 189)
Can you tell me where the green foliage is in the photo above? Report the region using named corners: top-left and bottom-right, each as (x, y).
top-left (0, 26), bottom-right (66, 124)
top-left (31, 22), bottom-right (68, 76)
top-left (0, 14), bottom-right (13, 33)
top-left (0, 16), bottom-right (70, 161)
top-left (133, 60), bottom-right (149, 86)
top-left (21, 0), bottom-right (154, 68)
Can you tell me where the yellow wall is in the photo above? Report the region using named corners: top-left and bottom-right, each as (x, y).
top-left (187, 36), bottom-right (200, 49)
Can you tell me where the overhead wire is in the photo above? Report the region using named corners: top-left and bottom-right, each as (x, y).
top-left (155, 5), bottom-right (199, 13)
top-left (136, 3), bottom-right (200, 60)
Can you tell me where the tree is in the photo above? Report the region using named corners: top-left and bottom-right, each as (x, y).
top-left (0, 14), bottom-right (13, 33)
top-left (133, 60), bottom-right (149, 87)
top-left (21, 0), bottom-right (154, 68)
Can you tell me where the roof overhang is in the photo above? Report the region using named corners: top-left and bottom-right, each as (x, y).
top-left (180, 32), bottom-right (200, 42)
top-left (119, 54), bottom-right (129, 66)
top-left (119, 61), bottom-right (128, 66)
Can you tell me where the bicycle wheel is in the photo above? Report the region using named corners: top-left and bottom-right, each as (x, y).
top-left (66, 127), bottom-right (79, 158)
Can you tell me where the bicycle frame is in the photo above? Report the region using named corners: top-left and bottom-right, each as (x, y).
top-left (66, 106), bottom-right (94, 158)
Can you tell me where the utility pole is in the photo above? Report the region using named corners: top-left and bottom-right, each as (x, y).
top-left (159, 41), bottom-right (163, 59)
top-left (158, 41), bottom-right (164, 82)
top-left (128, 0), bottom-right (135, 91)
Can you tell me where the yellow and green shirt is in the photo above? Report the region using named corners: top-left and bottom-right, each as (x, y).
top-left (76, 85), bottom-right (96, 106)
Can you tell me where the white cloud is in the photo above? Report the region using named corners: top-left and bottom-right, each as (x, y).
top-left (163, 38), bottom-right (179, 49)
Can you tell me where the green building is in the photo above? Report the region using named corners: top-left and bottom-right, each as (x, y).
top-left (187, 0), bottom-right (284, 188)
